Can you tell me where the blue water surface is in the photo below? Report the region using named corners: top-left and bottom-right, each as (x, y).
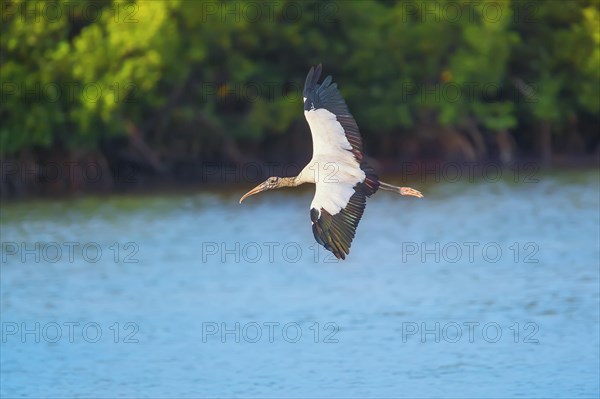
top-left (1, 170), bottom-right (599, 398)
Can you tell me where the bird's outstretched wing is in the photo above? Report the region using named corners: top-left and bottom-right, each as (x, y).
top-left (303, 64), bottom-right (364, 161)
top-left (303, 64), bottom-right (379, 259)
top-left (310, 162), bottom-right (379, 259)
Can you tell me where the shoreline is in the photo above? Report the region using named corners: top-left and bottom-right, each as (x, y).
top-left (1, 158), bottom-right (598, 202)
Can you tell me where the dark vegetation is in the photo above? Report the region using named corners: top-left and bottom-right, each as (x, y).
top-left (1, 0), bottom-right (599, 197)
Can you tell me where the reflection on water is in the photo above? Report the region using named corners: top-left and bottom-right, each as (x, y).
top-left (1, 170), bottom-right (599, 397)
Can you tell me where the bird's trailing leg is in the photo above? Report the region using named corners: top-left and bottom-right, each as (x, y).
top-left (379, 181), bottom-right (424, 198)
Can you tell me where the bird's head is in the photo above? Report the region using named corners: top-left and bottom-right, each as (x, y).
top-left (239, 176), bottom-right (282, 204)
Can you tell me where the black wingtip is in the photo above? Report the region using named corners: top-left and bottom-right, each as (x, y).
top-left (303, 64), bottom-right (323, 97)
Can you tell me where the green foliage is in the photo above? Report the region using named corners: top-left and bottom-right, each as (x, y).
top-left (510, 0), bottom-right (600, 131)
top-left (1, 0), bottom-right (598, 156)
top-left (1, 0), bottom-right (182, 153)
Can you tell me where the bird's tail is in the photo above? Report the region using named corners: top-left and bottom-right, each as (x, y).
top-left (379, 181), bottom-right (424, 198)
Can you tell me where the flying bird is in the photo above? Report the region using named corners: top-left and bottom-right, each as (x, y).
top-left (240, 64), bottom-right (423, 259)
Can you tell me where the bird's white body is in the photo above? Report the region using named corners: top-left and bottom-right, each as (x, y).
top-left (298, 108), bottom-right (365, 217)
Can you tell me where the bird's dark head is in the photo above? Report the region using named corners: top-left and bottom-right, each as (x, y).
top-left (265, 176), bottom-right (281, 188)
top-left (239, 176), bottom-right (285, 204)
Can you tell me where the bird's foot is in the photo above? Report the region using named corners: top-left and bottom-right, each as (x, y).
top-left (400, 187), bottom-right (424, 198)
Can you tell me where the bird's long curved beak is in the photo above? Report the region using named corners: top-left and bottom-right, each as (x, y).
top-left (239, 182), bottom-right (268, 204)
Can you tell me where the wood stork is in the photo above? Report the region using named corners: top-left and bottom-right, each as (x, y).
top-left (239, 64), bottom-right (423, 259)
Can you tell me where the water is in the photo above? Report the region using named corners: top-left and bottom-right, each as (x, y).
top-left (1, 170), bottom-right (599, 398)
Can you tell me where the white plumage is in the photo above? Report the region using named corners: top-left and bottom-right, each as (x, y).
top-left (299, 107), bottom-right (365, 216)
